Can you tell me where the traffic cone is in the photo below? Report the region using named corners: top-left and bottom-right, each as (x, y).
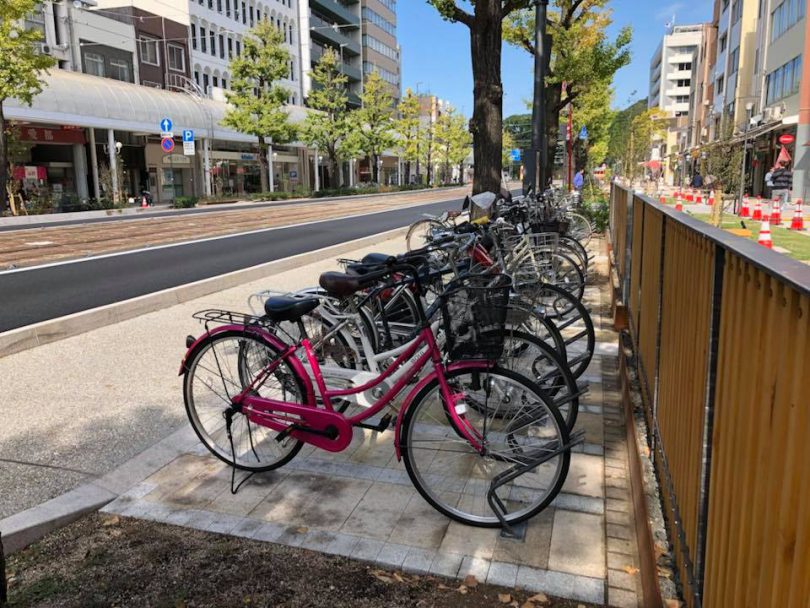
top-left (752, 197), bottom-right (763, 220)
top-left (660, 194), bottom-right (667, 204)
top-left (770, 197), bottom-right (782, 226)
top-left (141, 195), bottom-right (148, 208)
top-left (739, 195), bottom-right (750, 217)
top-left (790, 199), bottom-right (804, 230)
top-left (686, 189), bottom-right (694, 202)
top-left (696, 190), bottom-right (703, 204)
top-left (708, 192), bottom-right (715, 206)
top-left (675, 196), bottom-right (683, 211)
top-left (757, 219), bottom-right (773, 248)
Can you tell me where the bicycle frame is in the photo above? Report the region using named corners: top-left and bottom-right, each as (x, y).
top-left (201, 323), bottom-right (491, 459)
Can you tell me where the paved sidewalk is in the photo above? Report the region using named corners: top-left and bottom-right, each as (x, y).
top-left (100, 239), bottom-right (645, 606)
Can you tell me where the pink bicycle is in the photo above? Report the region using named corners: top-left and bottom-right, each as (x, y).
top-left (180, 265), bottom-right (573, 528)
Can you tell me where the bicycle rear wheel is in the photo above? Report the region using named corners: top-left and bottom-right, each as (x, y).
top-left (406, 219), bottom-right (445, 251)
top-left (401, 366), bottom-right (570, 528)
top-left (184, 330), bottom-right (308, 472)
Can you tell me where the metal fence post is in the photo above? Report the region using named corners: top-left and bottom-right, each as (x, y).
top-left (694, 243), bottom-right (726, 606)
top-left (651, 215), bottom-right (667, 458)
top-left (623, 193), bottom-right (634, 305)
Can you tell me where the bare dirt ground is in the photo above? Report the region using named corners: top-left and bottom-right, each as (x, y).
top-left (4, 513), bottom-right (599, 608)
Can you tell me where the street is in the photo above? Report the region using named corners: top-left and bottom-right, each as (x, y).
top-left (0, 189), bottom-right (466, 332)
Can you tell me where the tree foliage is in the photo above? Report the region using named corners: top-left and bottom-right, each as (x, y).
top-left (503, 0), bottom-right (631, 179)
top-left (396, 88), bottom-right (421, 182)
top-left (434, 107), bottom-right (472, 183)
top-left (700, 119), bottom-right (743, 195)
top-left (618, 108), bottom-right (667, 181)
top-left (351, 71), bottom-right (396, 184)
top-left (222, 20), bottom-right (295, 192)
top-left (0, 0), bottom-right (55, 213)
top-left (299, 48), bottom-right (353, 187)
top-left (607, 97), bottom-right (647, 165)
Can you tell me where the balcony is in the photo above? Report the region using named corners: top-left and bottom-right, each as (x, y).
top-left (310, 0), bottom-right (360, 26)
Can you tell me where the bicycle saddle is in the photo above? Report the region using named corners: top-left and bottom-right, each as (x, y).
top-left (263, 296), bottom-right (319, 322)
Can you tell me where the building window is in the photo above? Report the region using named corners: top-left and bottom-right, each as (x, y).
top-left (210, 31), bottom-right (216, 56)
top-left (250, 5), bottom-right (254, 26)
top-left (236, 40), bottom-right (241, 56)
top-left (771, 0), bottom-right (806, 43)
top-left (109, 58), bottom-right (131, 81)
top-left (219, 34), bottom-right (225, 59)
top-left (729, 47), bottom-right (739, 74)
top-left (139, 36), bottom-right (160, 66)
top-left (213, 76), bottom-right (218, 88)
top-left (676, 78), bottom-right (690, 87)
top-left (362, 34), bottom-right (398, 61)
top-left (217, 0), bottom-right (222, 12)
top-left (766, 54), bottom-right (802, 104)
top-left (84, 52), bottom-right (105, 77)
top-left (194, 70), bottom-right (200, 84)
top-left (242, 2), bottom-right (247, 24)
top-left (226, 0), bottom-right (231, 17)
top-left (731, 0), bottom-right (742, 23)
top-left (363, 62), bottom-right (398, 86)
top-left (378, 0), bottom-right (395, 9)
top-left (221, 79), bottom-right (227, 89)
top-left (191, 23), bottom-right (197, 50)
top-left (677, 62), bottom-right (692, 71)
top-left (200, 28), bottom-right (207, 52)
top-left (228, 37), bottom-right (233, 58)
top-left (362, 7), bottom-right (396, 36)
top-left (719, 33), bottom-right (727, 52)
top-left (168, 43), bottom-right (185, 72)
top-left (717, 75), bottom-right (725, 94)
top-left (203, 73), bottom-right (210, 93)
top-left (142, 80), bottom-right (161, 88)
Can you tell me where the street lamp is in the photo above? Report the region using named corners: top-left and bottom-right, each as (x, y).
top-left (738, 101), bottom-right (755, 213)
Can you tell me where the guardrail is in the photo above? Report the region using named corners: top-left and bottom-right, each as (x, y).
top-left (609, 184), bottom-right (810, 608)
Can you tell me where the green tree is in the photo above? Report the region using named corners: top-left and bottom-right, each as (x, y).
top-left (0, 0), bottom-right (55, 214)
top-left (396, 88), bottom-right (421, 184)
top-left (434, 107), bottom-right (472, 184)
top-left (428, 0), bottom-right (534, 194)
top-left (571, 79), bottom-right (614, 168)
top-left (607, 97), bottom-right (647, 166)
top-left (502, 127), bottom-right (516, 171)
top-left (352, 71), bottom-right (396, 184)
top-left (622, 108), bottom-right (667, 182)
top-left (504, 0), bottom-right (631, 177)
top-left (222, 20), bottom-right (295, 193)
top-left (504, 113), bottom-right (532, 152)
top-left (299, 48), bottom-right (352, 188)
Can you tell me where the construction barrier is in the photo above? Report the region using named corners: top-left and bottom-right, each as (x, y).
top-left (609, 184), bottom-right (810, 608)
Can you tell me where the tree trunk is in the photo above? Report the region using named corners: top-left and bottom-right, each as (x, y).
top-left (0, 102), bottom-right (8, 215)
top-left (405, 160), bottom-right (411, 184)
top-left (258, 136), bottom-right (269, 193)
top-left (330, 154), bottom-right (341, 189)
top-left (458, 162), bottom-right (465, 184)
top-left (470, 1), bottom-right (504, 195)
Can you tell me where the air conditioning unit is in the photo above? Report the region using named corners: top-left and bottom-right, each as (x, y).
top-left (764, 106), bottom-right (783, 122)
top-left (40, 43), bottom-right (52, 55)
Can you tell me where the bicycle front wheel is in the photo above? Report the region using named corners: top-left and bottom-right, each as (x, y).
top-left (406, 219), bottom-right (445, 251)
top-left (401, 366), bottom-right (570, 527)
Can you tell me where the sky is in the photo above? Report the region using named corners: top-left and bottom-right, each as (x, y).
top-left (398, 0), bottom-right (715, 117)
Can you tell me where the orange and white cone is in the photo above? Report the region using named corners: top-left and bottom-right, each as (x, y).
top-left (675, 196), bottom-right (683, 211)
top-left (752, 197), bottom-right (763, 220)
top-left (696, 190), bottom-right (703, 204)
top-left (708, 192), bottom-right (715, 206)
top-left (660, 194), bottom-right (667, 204)
top-left (790, 199), bottom-right (804, 231)
top-left (686, 189), bottom-right (694, 202)
top-left (758, 219), bottom-right (773, 249)
top-left (770, 197), bottom-right (782, 226)
top-left (739, 195), bottom-right (750, 217)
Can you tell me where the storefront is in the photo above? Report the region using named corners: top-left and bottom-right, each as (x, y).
top-left (210, 150), bottom-right (262, 196)
top-left (145, 143), bottom-right (196, 203)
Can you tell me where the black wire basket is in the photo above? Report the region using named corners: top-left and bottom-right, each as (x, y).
top-left (442, 273), bottom-right (512, 360)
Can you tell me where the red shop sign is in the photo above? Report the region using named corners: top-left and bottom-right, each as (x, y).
top-left (17, 126), bottom-right (86, 145)
top-left (778, 133), bottom-right (796, 145)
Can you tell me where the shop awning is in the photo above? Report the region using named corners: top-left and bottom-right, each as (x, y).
top-left (4, 70), bottom-right (310, 144)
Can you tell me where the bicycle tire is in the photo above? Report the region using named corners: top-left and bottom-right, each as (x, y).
top-left (406, 219), bottom-right (446, 251)
top-left (401, 366), bottom-right (570, 528)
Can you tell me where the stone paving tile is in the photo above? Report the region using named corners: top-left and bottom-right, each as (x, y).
top-left (487, 561), bottom-right (519, 587)
top-left (351, 537), bottom-right (386, 562)
top-left (389, 491), bottom-right (451, 549)
top-left (516, 565), bottom-right (604, 604)
top-left (376, 542), bottom-right (411, 569)
top-left (548, 510), bottom-right (606, 579)
top-left (339, 482), bottom-right (414, 541)
top-left (609, 587), bottom-right (641, 608)
top-left (402, 547), bottom-right (437, 574)
top-left (457, 556), bottom-right (491, 581)
top-left (429, 552), bottom-right (464, 578)
top-left (575, 412), bottom-right (604, 446)
top-left (561, 453), bottom-right (605, 498)
top-left (492, 508), bottom-right (553, 569)
top-left (439, 519), bottom-right (500, 560)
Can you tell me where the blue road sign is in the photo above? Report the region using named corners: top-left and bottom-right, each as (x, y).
top-left (579, 126), bottom-right (589, 140)
top-left (161, 137), bottom-right (175, 153)
top-left (160, 118), bottom-right (173, 133)
top-left (510, 149), bottom-right (522, 162)
top-left (183, 129), bottom-right (194, 142)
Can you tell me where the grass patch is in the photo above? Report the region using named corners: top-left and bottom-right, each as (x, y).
top-left (690, 212), bottom-right (810, 262)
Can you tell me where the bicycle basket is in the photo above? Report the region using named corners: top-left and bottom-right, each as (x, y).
top-left (442, 273), bottom-right (512, 360)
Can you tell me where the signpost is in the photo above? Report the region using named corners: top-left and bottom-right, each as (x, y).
top-left (779, 133), bottom-right (796, 145)
top-left (161, 137), bottom-right (175, 153)
top-left (182, 129), bottom-right (195, 156)
top-left (160, 118), bottom-right (173, 134)
top-left (579, 125), bottom-right (589, 141)
top-left (510, 149), bottom-right (522, 162)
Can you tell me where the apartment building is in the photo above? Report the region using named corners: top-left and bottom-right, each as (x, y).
top-left (648, 25), bottom-right (705, 184)
top-left (299, 0), bottom-right (363, 106)
top-left (361, 0), bottom-right (401, 102)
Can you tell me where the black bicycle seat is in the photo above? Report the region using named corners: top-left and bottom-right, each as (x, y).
top-left (263, 296), bottom-right (319, 322)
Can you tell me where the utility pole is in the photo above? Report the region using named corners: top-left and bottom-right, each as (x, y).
top-left (526, 0), bottom-right (549, 194)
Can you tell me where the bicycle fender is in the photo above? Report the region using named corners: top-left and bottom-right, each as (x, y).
top-left (178, 324), bottom-right (316, 405)
top-left (393, 360), bottom-right (495, 461)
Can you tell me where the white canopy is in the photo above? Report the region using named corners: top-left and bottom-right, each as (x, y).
top-left (5, 69), bottom-right (309, 144)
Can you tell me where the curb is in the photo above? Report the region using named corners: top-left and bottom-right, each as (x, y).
top-left (0, 427), bottom-right (196, 554)
top-left (0, 225), bottom-right (407, 358)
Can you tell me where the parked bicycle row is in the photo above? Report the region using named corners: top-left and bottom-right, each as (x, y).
top-left (179, 187), bottom-right (597, 530)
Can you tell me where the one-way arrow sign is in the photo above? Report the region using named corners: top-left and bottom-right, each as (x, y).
top-left (160, 117), bottom-right (173, 133)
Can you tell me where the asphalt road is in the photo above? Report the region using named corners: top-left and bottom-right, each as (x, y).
top-left (0, 198), bottom-right (461, 332)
